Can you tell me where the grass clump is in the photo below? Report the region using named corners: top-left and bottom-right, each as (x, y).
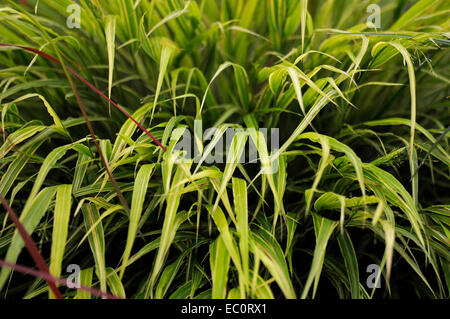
top-left (0, 0), bottom-right (449, 299)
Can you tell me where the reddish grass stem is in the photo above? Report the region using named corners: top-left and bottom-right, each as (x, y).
top-left (0, 195), bottom-right (63, 299)
top-left (0, 260), bottom-right (122, 299)
top-left (18, 0), bottom-right (30, 6)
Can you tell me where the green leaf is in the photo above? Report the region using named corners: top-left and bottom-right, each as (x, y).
top-left (75, 267), bottom-right (94, 299)
top-left (251, 229), bottom-right (296, 299)
top-left (106, 267), bottom-right (126, 298)
top-left (301, 214), bottom-right (338, 299)
top-left (210, 235), bottom-right (231, 299)
top-left (338, 230), bottom-right (361, 299)
top-left (82, 203), bottom-right (107, 294)
top-left (233, 178), bottom-right (249, 291)
top-left (105, 15), bottom-right (117, 116)
top-left (49, 184), bottom-right (72, 299)
top-left (391, 0), bottom-right (439, 30)
top-left (119, 163), bottom-right (154, 279)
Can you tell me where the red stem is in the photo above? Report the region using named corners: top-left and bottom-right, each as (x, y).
top-left (18, 0), bottom-right (31, 6)
top-left (0, 195), bottom-right (63, 299)
top-left (0, 260), bottom-right (122, 299)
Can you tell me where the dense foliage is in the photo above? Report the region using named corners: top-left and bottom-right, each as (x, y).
top-left (0, 0), bottom-right (449, 299)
